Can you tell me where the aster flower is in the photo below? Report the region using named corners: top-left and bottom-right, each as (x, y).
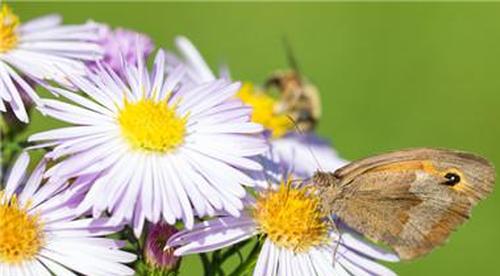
top-left (0, 153), bottom-right (135, 275)
top-left (0, 4), bottom-right (102, 122)
top-left (28, 49), bottom-right (268, 236)
top-left (168, 178), bottom-right (398, 276)
top-left (86, 23), bottom-right (154, 78)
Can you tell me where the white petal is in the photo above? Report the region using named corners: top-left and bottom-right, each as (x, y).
top-left (19, 159), bottom-right (47, 204)
top-left (254, 239), bottom-right (271, 276)
top-left (38, 255), bottom-right (78, 276)
top-left (20, 14), bottom-right (62, 32)
top-left (341, 232), bottom-right (399, 262)
top-left (4, 152), bottom-right (29, 198)
top-left (174, 224), bottom-right (256, 255)
top-left (175, 36), bottom-right (215, 82)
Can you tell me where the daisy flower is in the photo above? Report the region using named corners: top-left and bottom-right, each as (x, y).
top-left (28, 49), bottom-right (268, 236)
top-left (0, 153), bottom-right (136, 275)
top-left (0, 4), bottom-right (102, 122)
top-left (168, 178), bottom-right (399, 276)
top-left (86, 23), bottom-right (154, 78)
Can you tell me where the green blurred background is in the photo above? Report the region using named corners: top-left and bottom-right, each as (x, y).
top-left (11, 2), bottom-right (500, 275)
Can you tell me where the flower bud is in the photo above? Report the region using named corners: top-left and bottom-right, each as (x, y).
top-left (143, 222), bottom-right (181, 273)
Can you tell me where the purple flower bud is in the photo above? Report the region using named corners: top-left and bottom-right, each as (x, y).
top-left (144, 222), bottom-right (181, 272)
top-left (87, 23), bottom-right (154, 78)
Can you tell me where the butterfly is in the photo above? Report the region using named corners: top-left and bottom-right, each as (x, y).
top-left (313, 148), bottom-right (495, 260)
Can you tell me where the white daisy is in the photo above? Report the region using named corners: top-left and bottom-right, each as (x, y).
top-left (0, 152), bottom-right (135, 276)
top-left (168, 179), bottom-right (398, 276)
top-left (28, 49), bottom-right (268, 236)
top-left (0, 4), bottom-right (102, 122)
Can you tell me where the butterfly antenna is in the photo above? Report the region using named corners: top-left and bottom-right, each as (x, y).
top-left (286, 115), bottom-right (324, 172)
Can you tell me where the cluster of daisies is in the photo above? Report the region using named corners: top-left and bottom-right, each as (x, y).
top-left (0, 5), bottom-right (399, 276)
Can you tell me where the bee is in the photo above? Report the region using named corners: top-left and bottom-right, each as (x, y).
top-left (265, 70), bottom-right (321, 132)
top-left (264, 39), bottom-right (321, 132)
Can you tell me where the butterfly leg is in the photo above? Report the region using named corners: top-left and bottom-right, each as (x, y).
top-left (328, 215), bottom-right (343, 267)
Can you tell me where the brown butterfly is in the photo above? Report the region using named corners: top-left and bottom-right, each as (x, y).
top-left (313, 148), bottom-right (495, 260)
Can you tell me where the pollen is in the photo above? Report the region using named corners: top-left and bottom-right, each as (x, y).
top-left (118, 98), bottom-right (188, 153)
top-left (252, 180), bottom-right (329, 252)
top-left (0, 5), bottom-right (20, 53)
top-left (237, 83), bottom-right (293, 138)
top-left (0, 192), bottom-right (44, 264)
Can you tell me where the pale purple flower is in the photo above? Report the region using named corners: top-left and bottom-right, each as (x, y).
top-left (0, 153), bottom-right (135, 275)
top-left (167, 153), bottom-right (398, 276)
top-left (144, 223), bottom-right (181, 272)
top-left (87, 23), bottom-right (154, 78)
top-left (28, 49), bottom-right (268, 237)
top-left (169, 216), bottom-right (398, 276)
top-left (0, 5), bottom-right (102, 122)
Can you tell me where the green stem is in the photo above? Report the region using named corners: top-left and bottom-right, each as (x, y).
top-left (219, 239), bottom-right (252, 265)
top-left (1, 134), bottom-right (22, 182)
top-left (213, 250), bottom-right (225, 276)
top-left (200, 253), bottom-right (211, 276)
top-left (228, 239), bottom-right (262, 276)
top-left (124, 226), bottom-right (142, 260)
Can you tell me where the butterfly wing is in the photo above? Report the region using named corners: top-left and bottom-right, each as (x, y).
top-left (329, 148), bottom-right (495, 260)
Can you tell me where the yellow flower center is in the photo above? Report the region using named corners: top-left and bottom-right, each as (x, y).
top-left (253, 181), bottom-right (329, 252)
top-left (0, 192), bottom-right (44, 264)
top-left (0, 5), bottom-right (19, 53)
top-left (118, 98), bottom-right (188, 153)
top-left (237, 83), bottom-right (293, 138)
